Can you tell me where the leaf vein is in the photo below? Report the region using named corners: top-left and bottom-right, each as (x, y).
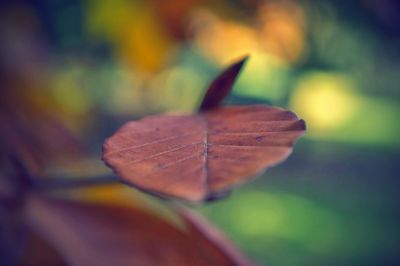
top-left (117, 142), bottom-right (203, 167)
top-left (107, 132), bottom-right (199, 156)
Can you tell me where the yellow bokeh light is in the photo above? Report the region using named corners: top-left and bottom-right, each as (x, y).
top-left (191, 10), bottom-right (261, 65)
top-left (234, 51), bottom-right (289, 101)
top-left (50, 65), bottom-right (92, 116)
top-left (149, 66), bottom-right (205, 112)
top-left (290, 72), bottom-right (360, 133)
top-left (257, 1), bottom-right (306, 63)
top-left (191, 1), bottom-right (306, 65)
top-left (85, 0), bottom-right (174, 73)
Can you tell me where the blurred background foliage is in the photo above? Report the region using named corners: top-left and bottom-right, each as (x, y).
top-left (1, 0), bottom-right (399, 265)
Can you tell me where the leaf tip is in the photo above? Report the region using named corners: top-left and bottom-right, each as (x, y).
top-left (199, 55), bottom-right (250, 112)
top-left (298, 119), bottom-right (307, 132)
top-left (234, 54), bottom-right (250, 68)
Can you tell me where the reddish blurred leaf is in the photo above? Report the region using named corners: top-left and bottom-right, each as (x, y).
top-left (24, 193), bottom-right (251, 266)
top-left (178, 207), bottom-right (251, 265)
top-left (150, 0), bottom-right (202, 39)
top-left (16, 232), bottom-right (65, 266)
top-left (103, 105), bottom-right (305, 202)
top-left (0, 197), bottom-right (26, 266)
top-left (0, 109), bottom-right (85, 180)
top-left (199, 56), bottom-right (248, 111)
top-left (0, 67), bottom-right (86, 179)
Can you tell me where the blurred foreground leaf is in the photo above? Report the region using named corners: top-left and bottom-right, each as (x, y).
top-left (24, 192), bottom-right (251, 266)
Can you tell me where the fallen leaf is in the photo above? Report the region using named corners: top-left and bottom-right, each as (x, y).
top-left (103, 105), bottom-right (305, 202)
top-left (24, 193), bottom-right (251, 266)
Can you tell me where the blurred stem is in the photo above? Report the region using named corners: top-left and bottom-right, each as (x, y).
top-left (33, 175), bottom-right (119, 191)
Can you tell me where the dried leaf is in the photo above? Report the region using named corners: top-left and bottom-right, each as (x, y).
top-left (199, 56), bottom-right (248, 111)
top-left (103, 105), bottom-right (305, 202)
top-left (24, 193), bottom-right (251, 266)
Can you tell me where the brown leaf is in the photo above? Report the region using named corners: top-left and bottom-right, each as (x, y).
top-left (24, 193), bottom-right (251, 266)
top-left (199, 56), bottom-right (248, 111)
top-left (102, 105), bottom-right (305, 202)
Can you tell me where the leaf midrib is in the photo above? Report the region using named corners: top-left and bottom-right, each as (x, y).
top-left (201, 115), bottom-right (210, 199)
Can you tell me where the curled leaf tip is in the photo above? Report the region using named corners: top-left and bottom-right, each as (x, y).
top-left (199, 55), bottom-right (249, 112)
